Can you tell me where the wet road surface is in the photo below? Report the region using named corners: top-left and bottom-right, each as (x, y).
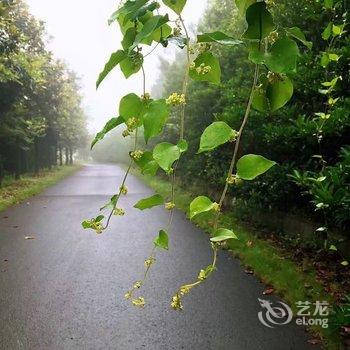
top-left (0, 164), bottom-right (318, 350)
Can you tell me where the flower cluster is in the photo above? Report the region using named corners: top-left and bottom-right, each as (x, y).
top-left (165, 202), bottom-right (175, 210)
top-left (171, 294), bottom-right (183, 311)
top-left (120, 184), bottom-right (128, 195)
top-left (226, 174), bottom-right (243, 185)
top-left (113, 207), bottom-right (125, 216)
top-left (132, 297), bottom-right (145, 308)
top-left (130, 150), bottom-right (144, 161)
top-left (144, 256), bottom-right (156, 268)
top-left (166, 92), bottom-right (186, 106)
top-left (267, 30), bottom-right (279, 44)
top-left (142, 92), bottom-right (151, 101)
top-left (191, 62), bottom-right (212, 75)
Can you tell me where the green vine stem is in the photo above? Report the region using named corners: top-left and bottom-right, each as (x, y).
top-left (171, 63), bottom-right (260, 310)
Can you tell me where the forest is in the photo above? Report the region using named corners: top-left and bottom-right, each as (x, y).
top-left (0, 0), bottom-right (88, 185)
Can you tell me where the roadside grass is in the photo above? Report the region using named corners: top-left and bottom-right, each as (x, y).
top-left (0, 165), bottom-right (82, 212)
top-left (134, 169), bottom-right (341, 349)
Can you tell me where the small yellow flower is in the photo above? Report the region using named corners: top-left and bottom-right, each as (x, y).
top-left (179, 286), bottom-right (191, 296)
top-left (165, 202), bottom-right (175, 210)
top-left (113, 208), bottom-right (125, 216)
top-left (170, 294), bottom-right (183, 311)
top-left (130, 150), bottom-right (144, 161)
top-left (124, 291), bottom-right (132, 300)
top-left (132, 297), bottom-right (146, 308)
top-left (120, 185), bottom-right (128, 195)
top-left (144, 256), bottom-right (156, 268)
top-left (212, 202), bottom-right (220, 212)
top-left (133, 281), bottom-right (142, 289)
top-left (166, 92), bottom-right (186, 106)
top-left (122, 129), bottom-right (130, 138)
top-left (142, 93), bottom-right (151, 101)
top-left (198, 269), bottom-right (207, 281)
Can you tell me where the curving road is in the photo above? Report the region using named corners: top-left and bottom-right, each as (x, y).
top-left (0, 164), bottom-right (317, 350)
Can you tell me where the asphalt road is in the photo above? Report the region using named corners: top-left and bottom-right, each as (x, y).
top-left (0, 164), bottom-right (318, 350)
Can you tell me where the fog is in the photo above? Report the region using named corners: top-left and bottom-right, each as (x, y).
top-left (27, 0), bottom-right (208, 133)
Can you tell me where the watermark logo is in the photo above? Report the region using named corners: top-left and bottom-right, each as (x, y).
top-left (258, 299), bottom-right (329, 329)
top-left (258, 298), bottom-right (293, 328)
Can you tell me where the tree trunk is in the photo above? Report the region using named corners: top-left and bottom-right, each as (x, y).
top-left (59, 145), bottom-right (63, 166)
top-left (69, 148), bottom-right (73, 165)
top-left (65, 147), bottom-right (69, 165)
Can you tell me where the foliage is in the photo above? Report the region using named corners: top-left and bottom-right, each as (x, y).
top-left (0, 0), bottom-right (88, 182)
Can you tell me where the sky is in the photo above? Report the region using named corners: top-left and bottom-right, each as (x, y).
top-left (26, 0), bottom-right (208, 132)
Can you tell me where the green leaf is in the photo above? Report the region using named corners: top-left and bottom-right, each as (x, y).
top-left (189, 196), bottom-right (216, 219)
top-left (134, 151), bottom-right (159, 176)
top-left (91, 116), bottom-right (124, 149)
top-left (152, 24), bottom-right (172, 43)
top-left (266, 75), bottom-right (294, 112)
top-left (122, 28), bottom-right (137, 50)
top-left (189, 52), bottom-right (221, 85)
top-left (341, 261), bottom-right (349, 266)
top-left (134, 194), bottom-right (164, 210)
top-left (143, 100), bottom-right (169, 143)
top-left (320, 52), bottom-right (330, 67)
top-left (120, 52), bottom-right (143, 78)
top-left (162, 0), bottom-right (186, 14)
top-left (265, 38), bottom-right (300, 74)
top-left (82, 220), bottom-right (92, 229)
top-left (177, 139), bottom-right (188, 153)
top-left (95, 215), bottom-right (105, 222)
top-left (153, 142), bottom-right (181, 172)
top-left (197, 31), bottom-right (242, 46)
top-left (243, 2), bottom-right (274, 40)
top-left (252, 87), bottom-right (269, 112)
top-left (235, 0), bottom-right (256, 16)
top-left (96, 50), bottom-right (126, 88)
top-left (210, 228), bottom-right (238, 242)
top-left (324, 0), bottom-right (333, 9)
top-left (131, 14), bottom-right (169, 50)
top-left (237, 154), bottom-right (276, 180)
top-left (285, 27), bottom-right (312, 49)
top-left (322, 22), bottom-right (332, 40)
top-left (154, 229), bottom-right (169, 250)
top-left (329, 245), bottom-right (337, 251)
top-left (108, 0), bottom-right (148, 25)
top-left (199, 122), bottom-right (235, 153)
top-left (119, 93), bottom-right (143, 121)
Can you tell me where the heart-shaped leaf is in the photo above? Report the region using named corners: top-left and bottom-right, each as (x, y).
top-left (266, 76), bottom-right (294, 111)
top-left (243, 2), bottom-right (274, 40)
top-left (119, 93), bottom-right (144, 121)
top-left (249, 38), bottom-right (300, 74)
top-left (143, 99), bottom-right (169, 142)
top-left (237, 154), bottom-right (276, 180)
top-left (153, 142), bottom-right (181, 172)
top-left (189, 196), bottom-right (217, 219)
top-left (189, 52), bottom-right (221, 85)
top-left (134, 194), bottom-right (164, 210)
top-left (210, 228), bottom-right (238, 242)
top-left (134, 151), bottom-right (159, 176)
top-left (199, 121), bottom-right (235, 153)
top-left (154, 229), bottom-right (169, 250)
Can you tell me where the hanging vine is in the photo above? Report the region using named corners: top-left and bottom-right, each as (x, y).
top-left (83, 0), bottom-right (309, 310)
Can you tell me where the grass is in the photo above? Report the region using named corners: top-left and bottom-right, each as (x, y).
top-left (0, 165), bottom-right (82, 212)
top-left (134, 169), bottom-right (341, 349)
